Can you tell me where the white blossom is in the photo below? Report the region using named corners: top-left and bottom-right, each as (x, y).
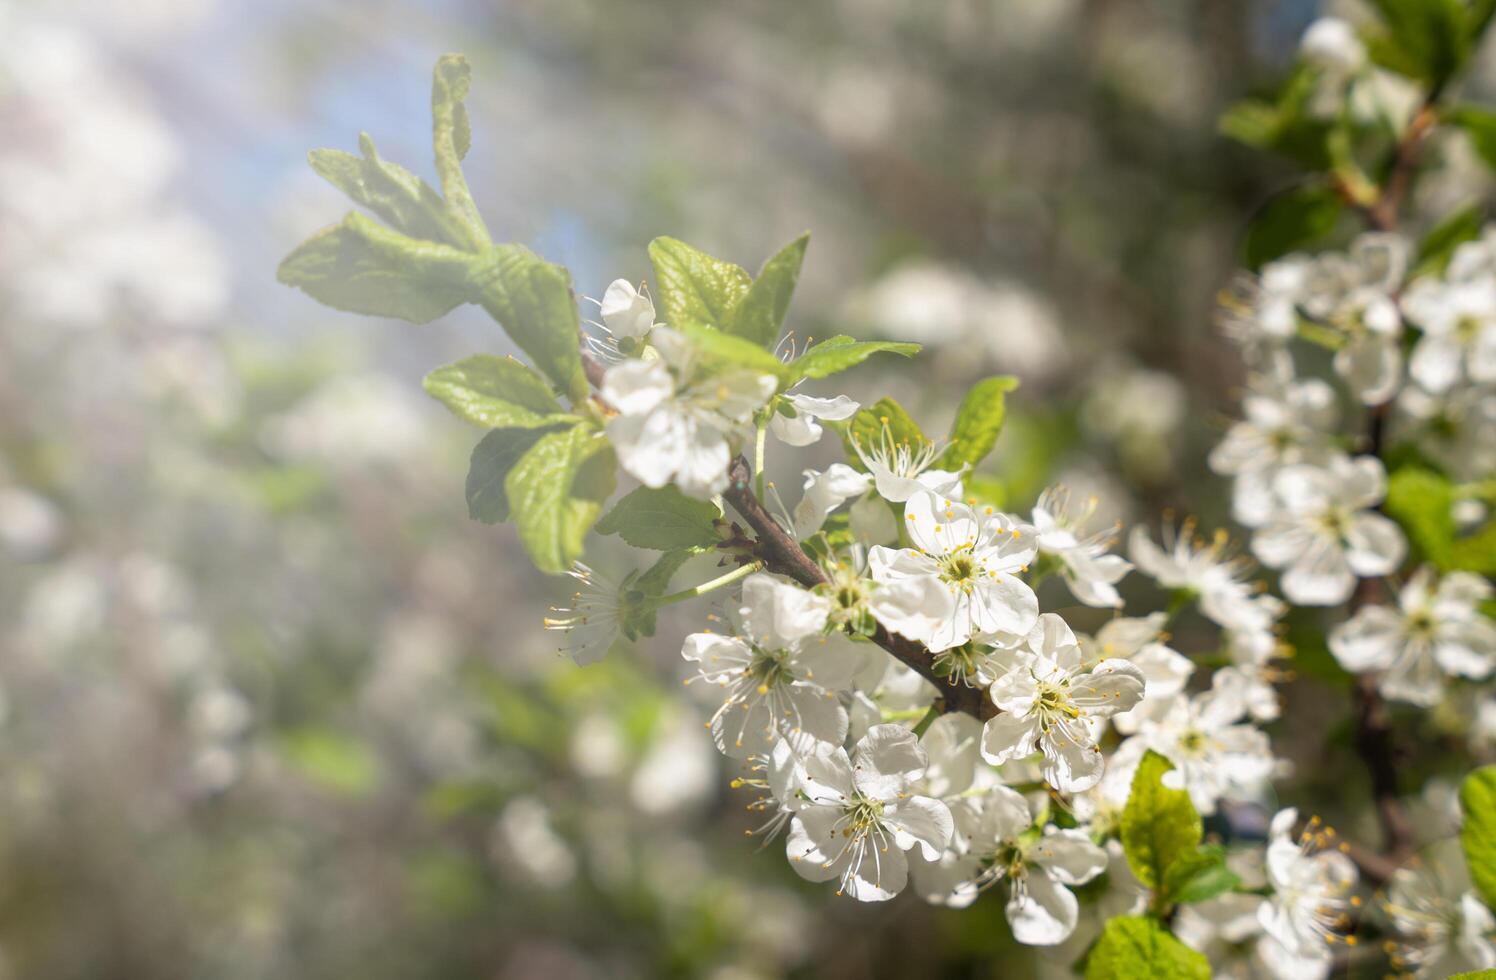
top-left (602, 327), bottom-right (778, 498)
top-left (851, 425), bottom-right (963, 503)
top-left (1251, 455), bottom-right (1405, 606)
top-left (1081, 613), bottom-right (1194, 736)
top-left (1303, 233), bottom-right (1408, 405)
top-left (782, 725), bottom-right (954, 901)
top-left (1030, 486), bottom-right (1131, 608)
top-left (1130, 521), bottom-right (1285, 633)
top-left (1402, 235), bottom-right (1496, 392)
top-left (598, 278), bottom-right (658, 340)
top-left (1383, 842), bottom-right (1496, 977)
top-left (1208, 357), bottom-right (1340, 528)
top-left (1115, 670), bottom-right (1274, 814)
top-left (681, 573), bottom-right (859, 757)
top-left (980, 614), bottom-right (1145, 793)
top-left (1330, 567), bottom-right (1496, 706)
top-left (770, 393), bottom-right (860, 447)
top-left (1257, 808), bottom-right (1358, 971)
top-left (910, 784), bottom-right (1107, 944)
top-left (868, 490), bottom-right (1038, 652)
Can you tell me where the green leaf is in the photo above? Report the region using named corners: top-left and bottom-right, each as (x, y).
top-left (1383, 464), bottom-right (1496, 576)
top-left (1461, 766), bottom-right (1496, 910)
top-left (430, 53), bottom-right (489, 249)
top-left (280, 728), bottom-right (382, 796)
top-left (423, 354), bottom-right (577, 429)
top-left (1162, 845), bottom-right (1241, 905)
top-left (1447, 971), bottom-right (1496, 980)
top-left (1218, 69), bottom-right (1334, 170)
top-left (1449, 104), bottom-right (1496, 171)
top-left (505, 425), bottom-right (616, 574)
top-left (648, 236), bottom-right (752, 333)
top-left (1244, 184), bottom-right (1344, 270)
top-left (1414, 200), bottom-right (1486, 277)
top-left (787, 335), bottom-right (921, 383)
top-left (622, 548), bottom-right (705, 640)
top-left (1084, 917), bottom-right (1210, 980)
top-left (1387, 466), bottom-right (1457, 568)
top-left (1122, 751), bottom-right (1202, 891)
top-left (465, 427), bottom-right (560, 524)
top-left (595, 485), bottom-right (722, 551)
top-left (470, 244), bottom-right (591, 404)
top-left (936, 376), bottom-right (1019, 472)
top-left (277, 211), bottom-right (476, 323)
top-left (1365, 0), bottom-right (1470, 85)
top-left (671, 321), bottom-right (789, 379)
top-left (309, 133), bottom-right (468, 248)
top-left (841, 397), bottom-right (929, 472)
top-left (731, 233), bottom-right (808, 348)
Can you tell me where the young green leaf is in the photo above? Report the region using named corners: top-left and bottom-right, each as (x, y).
top-left (1121, 751), bottom-right (1202, 891)
top-left (1162, 845), bottom-right (1241, 905)
top-left (622, 548), bottom-right (707, 640)
top-left (309, 133), bottom-right (469, 248)
top-left (1386, 466), bottom-right (1462, 569)
top-left (731, 233), bottom-right (808, 348)
top-left (594, 485), bottom-right (722, 551)
top-left (424, 354), bottom-right (577, 429)
top-left (471, 244), bottom-right (591, 404)
top-left (277, 211), bottom-right (477, 323)
top-left (787, 336), bottom-right (921, 383)
top-left (936, 376), bottom-right (1020, 472)
top-left (671, 321), bottom-right (789, 379)
top-left (465, 427), bottom-right (561, 523)
top-left (505, 425), bottom-right (616, 574)
top-left (430, 53), bottom-right (490, 250)
top-left (1084, 917), bottom-right (1210, 980)
top-left (1414, 200), bottom-right (1486, 278)
top-left (648, 236), bottom-right (752, 333)
top-left (841, 397), bottom-right (929, 472)
top-left (1461, 766), bottom-right (1496, 910)
top-left (1243, 183), bottom-right (1343, 270)
top-left (1365, 0), bottom-right (1470, 86)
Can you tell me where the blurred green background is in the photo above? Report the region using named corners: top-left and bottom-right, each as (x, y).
top-left (2, 1), bottom-right (1493, 977)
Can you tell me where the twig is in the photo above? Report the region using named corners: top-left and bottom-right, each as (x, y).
top-left (719, 456), bottom-right (993, 720)
top-left (578, 346), bottom-right (995, 721)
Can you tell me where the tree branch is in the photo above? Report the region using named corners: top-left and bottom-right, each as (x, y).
top-left (719, 456), bottom-right (994, 720)
top-left (579, 346), bottom-right (993, 721)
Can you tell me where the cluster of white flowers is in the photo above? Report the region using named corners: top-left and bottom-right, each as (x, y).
top-left (548, 148), bottom-right (1495, 969)
top-left (565, 287), bottom-right (1332, 949)
top-left (1217, 225), bottom-right (1496, 706)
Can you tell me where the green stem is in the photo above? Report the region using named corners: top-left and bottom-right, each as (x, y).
top-left (910, 705), bottom-right (940, 738)
top-left (652, 560), bottom-right (764, 609)
top-left (754, 416), bottom-right (768, 500)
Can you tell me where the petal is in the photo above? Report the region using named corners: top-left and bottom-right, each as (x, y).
top-left (868, 574), bottom-right (954, 645)
top-left (769, 411), bottom-right (822, 447)
top-left (1006, 869), bottom-right (1079, 946)
top-left (786, 393), bottom-right (859, 421)
top-left (1343, 512), bottom-right (1405, 576)
top-left (849, 492), bottom-right (899, 546)
top-left (980, 710), bottom-right (1040, 765)
top-left (739, 572), bottom-right (832, 648)
top-left (1281, 536), bottom-right (1354, 606)
top-left (600, 358), bottom-right (672, 415)
top-left (905, 490), bottom-right (979, 555)
top-left (1410, 334), bottom-right (1465, 393)
top-left (785, 809), bottom-right (844, 881)
top-left (1327, 606), bottom-right (1402, 672)
top-left (1028, 828), bottom-right (1109, 886)
top-left (967, 573), bottom-right (1040, 638)
top-left (852, 723), bottom-right (928, 797)
top-left (1040, 718), bottom-right (1104, 793)
top-left (1070, 659), bottom-right (1147, 719)
top-left (884, 795), bottom-right (955, 860)
top-left (599, 279), bottom-right (655, 339)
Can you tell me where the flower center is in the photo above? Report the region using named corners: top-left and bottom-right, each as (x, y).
top-left (939, 550), bottom-right (980, 588)
top-left (747, 649), bottom-right (794, 693)
top-left (1033, 679), bottom-right (1079, 729)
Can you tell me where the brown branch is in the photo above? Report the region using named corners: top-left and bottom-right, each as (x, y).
top-left (579, 346), bottom-right (993, 720)
top-left (719, 456), bottom-right (994, 720)
top-left (1367, 102), bottom-right (1439, 233)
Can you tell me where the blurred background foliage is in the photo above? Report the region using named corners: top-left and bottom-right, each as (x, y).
top-left (2, 0), bottom-right (1494, 977)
